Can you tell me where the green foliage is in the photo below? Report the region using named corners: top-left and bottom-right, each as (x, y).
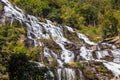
top-left (76, 62), bottom-right (84, 70)
top-left (39, 38), bottom-right (62, 54)
top-left (79, 26), bottom-right (102, 42)
top-left (63, 62), bottom-right (84, 69)
top-left (0, 24), bottom-right (26, 53)
top-left (113, 11), bottom-right (120, 32)
top-left (47, 8), bottom-right (62, 23)
top-left (78, 4), bottom-right (98, 26)
top-left (0, 23), bottom-right (26, 79)
top-left (63, 28), bottom-right (80, 42)
top-left (13, 41), bottom-right (27, 54)
top-left (1, 0), bottom-right (120, 79)
top-left (8, 53), bottom-right (28, 80)
top-left (14, 0), bottom-right (50, 17)
top-left (27, 47), bottom-right (42, 61)
top-left (8, 53), bottom-right (52, 80)
top-left (83, 69), bottom-right (94, 79)
top-left (111, 0), bottom-right (120, 9)
top-left (102, 12), bottom-right (118, 38)
top-left (0, 5), bottom-right (3, 11)
top-left (61, 1), bottom-right (84, 29)
top-left (10, 0), bottom-right (120, 40)
top-left (0, 23), bottom-right (42, 79)
top-left (96, 65), bottom-right (109, 73)
top-left (63, 63), bottom-right (70, 67)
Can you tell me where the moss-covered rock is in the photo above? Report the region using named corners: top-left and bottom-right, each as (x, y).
top-left (39, 38), bottom-right (62, 54)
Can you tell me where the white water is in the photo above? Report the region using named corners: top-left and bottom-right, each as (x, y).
top-left (80, 46), bottom-right (94, 60)
top-left (96, 50), bottom-right (109, 59)
top-left (103, 62), bottom-right (120, 78)
top-left (57, 68), bottom-right (62, 80)
top-left (77, 33), bottom-right (96, 45)
top-left (57, 68), bottom-right (75, 80)
top-left (1, 0), bottom-right (120, 79)
top-left (111, 49), bottom-right (120, 63)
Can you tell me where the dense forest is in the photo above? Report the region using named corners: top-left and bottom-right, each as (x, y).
top-left (0, 0), bottom-right (120, 80)
top-left (10, 0), bottom-right (120, 41)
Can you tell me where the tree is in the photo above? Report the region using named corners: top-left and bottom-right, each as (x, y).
top-left (61, 1), bottom-right (85, 29)
top-left (78, 4), bottom-right (98, 26)
top-left (8, 53), bottom-right (53, 80)
top-left (13, 0), bottom-right (50, 17)
top-left (8, 53), bottom-right (28, 80)
top-left (102, 12), bottom-right (118, 38)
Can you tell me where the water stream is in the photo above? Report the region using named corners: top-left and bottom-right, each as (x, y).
top-left (0, 0), bottom-right (120, 79)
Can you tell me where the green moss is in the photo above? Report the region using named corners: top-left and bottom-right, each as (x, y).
top-left (76, 62), bottom-right (84, 70)
top-left (63, 63), bottom-right (70, 67)
top-left (45, 62), bottom-right (57, 68)
top-left (63, 62), bottom-right (84, 69)
top-left (63, 28), bottom-right (81, 43)
top-left (96, 65), bottom-right (109, 73)
top-left (83, 69), bottom-right (94, 79)
top-left (26, 47), bottom-right (42, 61)
top-left (39, 38), bottom-right (62, 54)
top-left (0, 5), bottom-right (3, 11)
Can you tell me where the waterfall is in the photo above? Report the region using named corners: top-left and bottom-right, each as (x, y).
top-left (0, 0), bottom-right (120, 79)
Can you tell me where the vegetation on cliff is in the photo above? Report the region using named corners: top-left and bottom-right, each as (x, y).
top-left (0, 23), bottom-right (42, 79)
top-left (10, 0), bottom-right (120, 41)
top-left (0, 0), bottom-right (120, 80)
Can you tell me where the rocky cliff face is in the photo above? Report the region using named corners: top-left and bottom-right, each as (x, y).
top-left (0, 0), bottom-right (120, 80)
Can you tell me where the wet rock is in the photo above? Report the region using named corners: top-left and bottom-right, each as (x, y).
top-left (0, 0), bottom-right (120, 79)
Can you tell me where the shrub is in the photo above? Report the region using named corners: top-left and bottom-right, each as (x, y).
top-left (102, 12), bottom-right (118, 39)
top-left (8, 53), bottom-right (53, 80)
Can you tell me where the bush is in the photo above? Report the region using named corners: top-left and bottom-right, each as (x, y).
top-left (102, 12), bottom-right (118, 39)
top-left (8, 53), bottom-right (53, 80)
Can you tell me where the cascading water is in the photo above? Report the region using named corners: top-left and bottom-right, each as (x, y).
top-left (0, 0), bottom-right (120, 80)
